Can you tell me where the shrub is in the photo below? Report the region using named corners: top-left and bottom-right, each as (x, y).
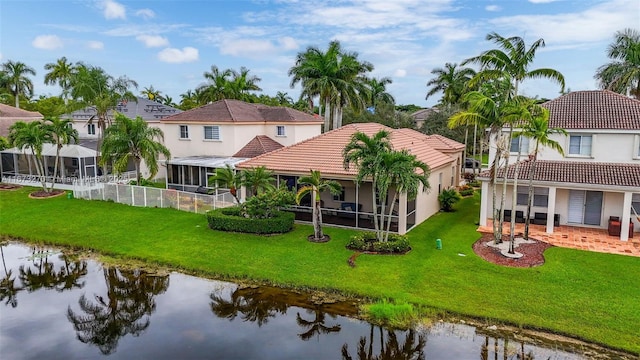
top-left (242, 186), bottom-right (295, 219)
top-left (458, 185), bottom-right (475, 197)
top-left (206, 206), bottom-right (295, 234)
top-left (346, 231), bottom-right (411, 253)
top-left (438, 187), bottom-right (462, 212)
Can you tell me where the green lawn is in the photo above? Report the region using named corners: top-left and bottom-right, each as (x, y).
top-left (1, 187), bottom-right (639, 354)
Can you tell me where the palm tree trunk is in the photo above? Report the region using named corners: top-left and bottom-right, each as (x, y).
top-left (337, 106), bottom-right (343, 128)
top-left (15, 84), bottom-right (20, 108)
top-left (491, 150), bottom-right (501, 243)
top-left (509, 148), bottom-right (523, 253)
top-left (134, 158), bottom-right (142, 185)
top-left (49, 143), bottom-right (61, 192)
top-left (463, 127), bottom-right (468, 176)
top-left (323, 98), bottom-right (331, 132)
top-left (472, 123), bottom-right (478, 175)
top-left (371, 182), bottom-right (382, 242)
top-left (332, 105), bottom-right (339, 130)
top-left (313, 198), bottom-right (323, 240)
top-left (384, 191), bottom-right (398, 242)
top-left (31, 147), bottom-right (47, 192)
top-left (498, 127), bottom-right (514, 242)
top-left (524, 143), bottom-right (539, 239)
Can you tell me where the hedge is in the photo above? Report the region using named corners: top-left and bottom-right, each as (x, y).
top-left (346, 231), bottom-right (411, 253)
top-left (206, 207), bottom-right (295, 234)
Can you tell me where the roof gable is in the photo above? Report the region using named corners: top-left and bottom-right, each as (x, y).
top-left (161, 99), bottom-right (322, 124)
top-left (233, 135), bottom-right (284, 158)
top-left (541, 90), bottom-right (640, 130)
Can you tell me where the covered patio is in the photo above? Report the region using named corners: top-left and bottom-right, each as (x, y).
top-left (479, 221), bottom-right (640, 257)
top-left (166, 156), bottom-right (248, 193)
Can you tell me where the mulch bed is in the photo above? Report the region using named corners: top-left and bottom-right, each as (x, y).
top-left (473, 232), bottom-right (554, 268)
top-left (28, 189), bottom-right (66, 199)
top-left (0, 183), bottom-right (23, 190)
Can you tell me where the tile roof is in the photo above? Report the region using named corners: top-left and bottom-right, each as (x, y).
top-left (541, 90), bottom-right (640, 130)
top-left (161, 99), bottom-right (322, 124)
top-left (236, 123), bottom-right (457, 178)
top-left (478, 160), bottom-right (640, 189)
top-left (0, 104), bottom-right (42, 137)
top-left (410, 108), bottom-right (438, 120)
top-left (233, 135), bottom-right (284, 158)
top-left (424, 133), bottom-right (465, 152)
top-left (64, 97), bottom-right (181, 122)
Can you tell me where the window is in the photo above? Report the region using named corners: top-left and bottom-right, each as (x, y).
top-left (438, 172), bottom-right (443, 193)
top-left (87, 123), bottom-right (95, 135)
top-left (204, 125), bottom-right (220, 140)
top-left (569, 135), bottom-right (592, 156)
top-left (510, 135), bottom-right (529, 153)
top-left (276, 125), bottom-right (286, 136)
top-left (635, 135), bottom-right (640, 158)
top-left (632, 194), bottom-right (640, 216)
top-left (516, 186), bottom-right (548, 207)
top-left (179, 125), bottom-right (189, 139)
top-left (451, 166), bottom-right (455, 186)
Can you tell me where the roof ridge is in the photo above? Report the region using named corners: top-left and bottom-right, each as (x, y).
top-left (223, 99), bottom-right (235, 122)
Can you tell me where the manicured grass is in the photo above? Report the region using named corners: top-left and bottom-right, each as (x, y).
top-left (1, 187), bottom-right (639, 354)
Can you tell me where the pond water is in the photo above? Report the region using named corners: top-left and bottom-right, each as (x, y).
top-left (0, 242), bottom-right (629, 359)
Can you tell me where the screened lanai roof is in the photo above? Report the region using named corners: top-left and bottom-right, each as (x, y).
top-left (2, 143), bottom-right (98, 158)
top-left (166, 156), bottom-right (249, 168)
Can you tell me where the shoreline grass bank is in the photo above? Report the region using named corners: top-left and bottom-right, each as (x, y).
top-left (1, 187), bottom-right (638, 354)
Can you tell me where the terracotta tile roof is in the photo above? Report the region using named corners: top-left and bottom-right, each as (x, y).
top-left (541, 90), bottom-right (640, 130)
top-left (0, 104), bottom-right (43, 137)
top-left (236, 123), bottom-right (457, 178)
top-left (161, 99), bottom-right (322, 124)
top-left (478, 160), bottom-right (640, 188)
top-left (233, 135), bottom-right (284, 158)
top-left (425, 133), bottom-right (465, 152)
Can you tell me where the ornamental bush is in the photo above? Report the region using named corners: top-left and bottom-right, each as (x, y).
top-left (458, 185), bottom-right (475, 197)
top-left (346, 231), bottom-right (411, 254)
top-left (206, 206), bottom-right (295, 234)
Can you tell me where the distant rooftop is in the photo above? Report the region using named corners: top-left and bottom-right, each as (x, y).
top-left (64, 97), bottom-right (181, 122)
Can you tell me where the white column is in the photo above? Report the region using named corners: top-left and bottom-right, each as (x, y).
top-left (546, 186), bottom-right (557, 234)
top-left (621, 192), bottom-right (632, 241)
top-left (398, 192), bottom-right (407, 235)
top-left (479, 181), bottom-right (489, 226)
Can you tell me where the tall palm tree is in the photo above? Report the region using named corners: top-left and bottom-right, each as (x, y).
top-left (426, 63), bottom-right (476, 106)
top-left (296, 170), bottom-right (342, 241)
top-left (365, 77), bottom-right (395, 111)
top-left (199, 65), bottom-right (233, 103)
top-left (44, 117), bottom-right (78, 191)
top-left (595, 28), bottom-right (640, 99)
top-left (517, 110), bottom-right (567, 240)
top-left (242, 166), bottom-right (275, 196)
top-left (8, 120), bottom-right (53, 192)
top-left (228, 66), bottom-right (262, 101)
top-left (343, 130), bottom-right (393, 241)
top-left (44, 57), bottom-right (76, 104)
top-left (377, 150), bottom-right (430, 241)
top-left (2, 60), bottom-right (36, 108)
top-left (100, 114), bottom-right (171, 184)
top-left (331, 49), bottom-right (373, 129)
top-left (208, 164), bottom-right (243, 203)
top-left (275, 91), bottom-right (293, 106)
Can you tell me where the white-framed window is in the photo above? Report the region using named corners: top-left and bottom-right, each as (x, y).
top-left (204, 125), bottom-right (220, 140)
top-left (510, 135), bottom-right (529, 153)
top-left (179, 125), bottom-right (189, 139)
top-left (438, 172), bottom-right (443, 193)
top-left (276, 125), bottom-right (286, 137)
top-left (634, 135), bottom-right (640, 159)
top-left (568, 135), bottom-right (592, 156)
top-left (516, 186), bottom-right (549, 207)
top-left (87, 123), bottom-right (95, 135)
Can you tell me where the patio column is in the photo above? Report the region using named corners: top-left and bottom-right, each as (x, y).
top-left (398, 192), bottom-right (407, 235)
top-left (546, 186), bottom-right (557, 234)
top-left (479, 181), bottom-right (489, 226)
top-left (621, 191), bottom-right (632, 241)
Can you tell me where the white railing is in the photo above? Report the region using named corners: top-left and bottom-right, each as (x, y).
top-left (73, 183), bottom-right (236, 214)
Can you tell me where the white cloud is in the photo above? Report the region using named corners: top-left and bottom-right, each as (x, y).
top-left (528, 0), bottom-right (559, 3)
top-left (136, 34), bottom-right (169, 48)
top-left (135, 8), bottom-right (155, 19)
top-left (87, 41), bottom-right (104, 50)
top-left (32, 35), bottom-right (63, 50)
top-left (101, 0), bottom-right (126, 20)
top-left (157, 47), bottom-right (199, 63)
top-left (485, 5), bottom-right (501, 11)
top-left (394, 69), bottom-right (407, 77)
top-left (278, 36), bottom-right (298, 50)
top-left (221, 39), bottom-right (276, 57)
top-left (103, 24), bottom-right (187, 37)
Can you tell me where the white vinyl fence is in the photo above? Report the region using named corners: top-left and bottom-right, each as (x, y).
top-left (73, 183), bottom-right (236, 214)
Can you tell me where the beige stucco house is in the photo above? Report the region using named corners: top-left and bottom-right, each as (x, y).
top-left (236, 122), bottom-right (465, 234)
top-left (479, 90), bottom-right (640, 241)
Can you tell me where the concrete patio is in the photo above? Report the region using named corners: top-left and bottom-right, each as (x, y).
top-left (478, 221), bottom-right (640, 257)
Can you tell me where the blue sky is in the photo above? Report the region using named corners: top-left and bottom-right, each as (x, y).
top-left (1, 0), bottom-right (638, 107)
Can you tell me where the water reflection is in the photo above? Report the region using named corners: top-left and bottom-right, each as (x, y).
top-left (341, 327), bottom-right (426, 360)
top-left (66, 268), bottom-right (169, 355)
top-left (296, 309), bottom-right (341, 341)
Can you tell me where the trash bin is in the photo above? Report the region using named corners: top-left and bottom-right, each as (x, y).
top-left (436, 238), bottom-right (442, 250)
top-left (67, 192), bottom-right (73, 199)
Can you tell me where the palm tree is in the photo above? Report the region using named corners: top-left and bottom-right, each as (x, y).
top-left (199, 65), bottom-right (233, 102)
top-left (44, 57), bottom-right (76, 104)
top-left (162, 96), bottom-right (175, 107)
top-left (331, 49), bottom-right (373, 129)
top-left (595, 28), bottom-right (640, 99)
top-left (208, 164), bottom-right (243, 203)
top-left (228, 66), bottom-right (262, 101)
top-left (1, 60), bottom-right (36, 108)
top-left (44, 117), bottom-right (78, 191)
top-left (179, 89), bottom-right (201, 110)
top-left (141, 85), bottom-right (162, 102)
top-left (425, 63), bottom-right (476, 106)
top-left (517, 110), bottom-right (567, 240)
top-left (100, 114), bottom-right (171, 184)
top-left (242, 166), bottom-right (275, 196)
top-left (343, 130), bottom-right (393, 241)
top-left (296, 170), bottom-right (342, 241)
top-left (365, 77), bottom-right (395, 111)
top-left (8, 120), bottom-right (53, 192)
top-left (275, 91), bottom-right (293, 106)
top-left (377, 150), bottom-right (430, 241)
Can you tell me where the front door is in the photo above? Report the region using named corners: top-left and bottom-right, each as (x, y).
top-left (568, 190), bottom-right (603, 225)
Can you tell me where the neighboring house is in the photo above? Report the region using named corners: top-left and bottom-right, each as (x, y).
top-left (480, 90), bottom-right (640, 241)
top-left (236, 122), bottom-right (465, 235)
top-left (64, 97), bottom-right (181, 139)
top-left (410, 107), bottom-right (438, 130)
top-left (0, 104), bottom-right (42, 137)
top-left (160, 99), bottom-right (323, 191)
